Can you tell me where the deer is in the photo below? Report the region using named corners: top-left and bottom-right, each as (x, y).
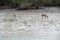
top-left (41, 13), bottom-right (48, 18)
top-left (12, 13), bottom-right (16, 17)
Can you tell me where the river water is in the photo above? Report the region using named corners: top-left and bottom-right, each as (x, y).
top-left (0, 7), bottom-right (60, 40)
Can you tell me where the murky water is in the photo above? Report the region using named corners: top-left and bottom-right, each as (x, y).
top-left (0, 7), bottom-right (60, 40)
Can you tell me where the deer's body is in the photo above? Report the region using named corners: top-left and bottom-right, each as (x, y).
top-left (41, 13), bottom-right (48, 18)
top-left (13, 13), bottom-right (16, 17)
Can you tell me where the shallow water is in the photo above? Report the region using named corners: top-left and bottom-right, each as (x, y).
top-left (0, 7), bottom-right (60, 40)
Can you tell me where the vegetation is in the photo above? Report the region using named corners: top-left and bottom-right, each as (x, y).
top-left (0, 0), bottom-right (60, 6)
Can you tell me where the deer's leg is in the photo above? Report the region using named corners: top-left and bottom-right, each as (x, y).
top-left (42, 16), bottom-right (43, 18)
top-left (47, 16), bottom-right (48, 18)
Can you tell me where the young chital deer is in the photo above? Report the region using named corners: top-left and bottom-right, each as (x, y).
top-left (41, 13), bottom-right (48, 18)
top-left (12, 13), bottom-right (16, 17)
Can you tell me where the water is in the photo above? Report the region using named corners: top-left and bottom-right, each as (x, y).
top-left (0, 7), bottom-right (60, 40)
